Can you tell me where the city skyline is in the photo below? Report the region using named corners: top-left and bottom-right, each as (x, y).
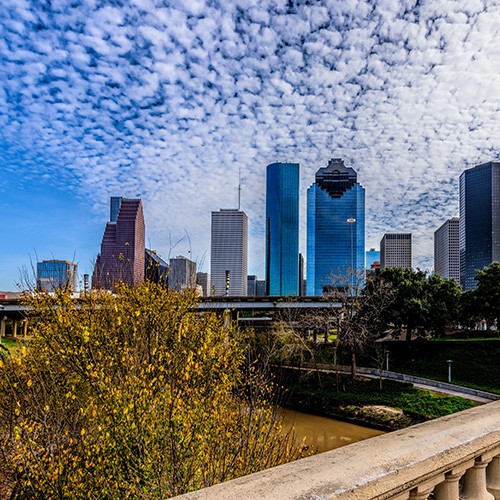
top-left (1, 0), bottom-right (499, 289)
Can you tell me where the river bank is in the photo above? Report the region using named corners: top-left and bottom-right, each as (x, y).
top-left (277, 368), bottom-right (477, 432)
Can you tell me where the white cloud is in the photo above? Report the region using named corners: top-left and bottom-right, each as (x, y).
top-left (0, 0), bottom-right (499, 281)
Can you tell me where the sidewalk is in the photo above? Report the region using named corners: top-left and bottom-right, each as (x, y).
top-left (287, 363), bottom-right (499, 403)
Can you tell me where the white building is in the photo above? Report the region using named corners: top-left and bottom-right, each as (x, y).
top-left (434, 217), bottom-right (460, 281)
top-left (211, 209), bottom-right (248, 296)
top-left (380, 233), bottom-right (412, 269)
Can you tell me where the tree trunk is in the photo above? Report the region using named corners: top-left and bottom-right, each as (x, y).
top-left (351, 351), bottom-right (357, 378)
top-left (405, 324), bottom-right (412, 342)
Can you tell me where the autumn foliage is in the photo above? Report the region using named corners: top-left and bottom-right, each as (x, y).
top-left (0, 283), bottom-right (297, 498)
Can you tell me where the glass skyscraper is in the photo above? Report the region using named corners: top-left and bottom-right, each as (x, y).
top-left (265, 162), bottom-right (300, 296)
top-left (460, 161), bottom-right (500, 290)
top-left (37, 260), bottom-right (78, 292)
top-left (307, 158), bottom-right (365, 296)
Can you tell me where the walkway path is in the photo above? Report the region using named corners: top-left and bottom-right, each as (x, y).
top-left (287, 363), bottom-right (499, 403)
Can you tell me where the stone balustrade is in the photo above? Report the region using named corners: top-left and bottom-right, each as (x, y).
top-left (175, 400), bottom-right (500, 500)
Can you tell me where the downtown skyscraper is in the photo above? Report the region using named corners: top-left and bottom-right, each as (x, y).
top-left (434, 217), bottom-right (460, 281)
top-left (460, 161), bottom-right (500, 290)
top-left (210, 209), bottom-right (248, 296)
top-left (92, 197), bottom-right (145, 290)
top-left (380, 233), bottom-right (412, 270)
top-left (265, 162), bottom-right (300, 296)
top-left (307, 158), bottom-right (365, 296)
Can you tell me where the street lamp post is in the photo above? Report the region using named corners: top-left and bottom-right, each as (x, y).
top-left (447, 359), bottom-right (453, 383)
top-left (346, 218), bottom-right (356, 295)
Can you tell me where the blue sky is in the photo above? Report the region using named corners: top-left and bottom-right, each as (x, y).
top-left (1, 0), bottom-right (499, 290)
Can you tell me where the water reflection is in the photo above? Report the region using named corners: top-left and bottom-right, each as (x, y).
top-left (282, 408), bottom-right (384, 453)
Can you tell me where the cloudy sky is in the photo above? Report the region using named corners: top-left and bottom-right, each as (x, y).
top-left (1, 0), bottom-right (499, 289)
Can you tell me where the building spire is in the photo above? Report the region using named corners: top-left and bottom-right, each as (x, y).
top-left (237, 167), bottom-right (241, 210)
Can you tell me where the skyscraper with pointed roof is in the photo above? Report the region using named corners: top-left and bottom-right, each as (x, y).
top-left (307, 158), bottom-right (365, 295)
top-left (92, 198), bottom-right (145, 290)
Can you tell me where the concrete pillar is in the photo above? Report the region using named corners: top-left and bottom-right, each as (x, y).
top-left (0, 316), bottom-right (6, 338)
top-left (461, 457), bottom-right (494, 500)
top-left (435, 471), bottom-right (464, 500)
top-left (486, 455), bottom-right (500, 499)
top-left (13, 320), bottom-right (18, 338)
top-left (22, 319), bottom-right (28, 338)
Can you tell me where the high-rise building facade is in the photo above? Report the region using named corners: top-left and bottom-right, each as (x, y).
top-left (434, 217), bottom-right (460, 281)
top-left (460, 161), bottom-right (500, 290)
top-left (92, 198), bottom-right (145, 290)
top-left (168, 256), bottom-right (196, 292)
top-left (307, 158), bottom-right (365, 296)
top-left (145, 249), bottom-right (169, 287)
top-left (265, 162), bottom-right (300, 296)
top-left (211, 209), bottom-right (248, 296)
top-left (380, 233), bottom-right (412, 269)
top-left (37, 260), bottom-right (78, 292)
top-left (366, 248), bottom-right (380, 269)
top-left (196, 272), bottom-right (210, 297)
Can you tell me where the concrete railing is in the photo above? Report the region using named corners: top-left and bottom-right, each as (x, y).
top-left (175, 400), bottom-right (500, 499)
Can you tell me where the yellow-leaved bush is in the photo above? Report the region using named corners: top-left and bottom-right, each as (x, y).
top-left (0, 282), bottom-right (299, 498)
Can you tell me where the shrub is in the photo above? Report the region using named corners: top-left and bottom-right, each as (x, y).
top-left (0, 283), bottom-right (297, 498)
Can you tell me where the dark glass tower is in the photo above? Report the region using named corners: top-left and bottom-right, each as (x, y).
top-left (460, 161), bottom-right (500, 290)
top-left (307, 158), bottom-right (365, 296)
top-left (265, 162), bottom-right (300, 296)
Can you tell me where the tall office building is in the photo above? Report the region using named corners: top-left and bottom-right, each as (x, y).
top-left (196, 272), bottom-right (210, 297)
top-left (265, 162), bottom-right (300, 296)
top-left (380, 233), bottom-right (412, 269)
top-left (247, 275), bottom-right (257, 297)
top-left (211, 209), bottom-right (248, 296)
top-left (145, 249), bottom-right (169, 287)
top-left (366, 248), bottom-right (380, 269)
top-left (434, 217), bottom-right (460, 280)
top-left (168, 256), bottom-right (196, 292)
top-left (306, 158), bottom-right (365, 295)
top-left (460, 161), bottom-right (500, 290)
top-left (37, 260), bottom-right (78, 292)
top-left (92, 198), bottom-right (145, 290)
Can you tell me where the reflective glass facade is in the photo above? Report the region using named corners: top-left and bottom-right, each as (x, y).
top-left (37, 260), bottom-right (78, 292)
top-left (460, 162), bottom-right (500, 290)
top-left (265, 162), bottom-right (299, 296)
top-left (307, 159), bottom-right (365, 296)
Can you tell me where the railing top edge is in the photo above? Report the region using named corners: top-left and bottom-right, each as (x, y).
top-left (174, 400), bottom-right (500, 500)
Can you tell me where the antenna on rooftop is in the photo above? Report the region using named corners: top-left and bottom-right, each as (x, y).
top-left (237, 167), bottom-right (241, 210)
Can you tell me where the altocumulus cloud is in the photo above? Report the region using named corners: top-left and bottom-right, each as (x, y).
top-left (1, 0), bottom-right (499, 275)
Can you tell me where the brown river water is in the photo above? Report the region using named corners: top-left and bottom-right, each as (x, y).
top-left (282, 408), bottom-right (384, 453)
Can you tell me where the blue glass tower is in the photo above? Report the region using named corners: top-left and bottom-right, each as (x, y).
top-left (460, 161), bottom-right (500, 290)
top-left (266, 162), bottom-right (300, 296)
top-left (307, 158), bottom-right (365, 296)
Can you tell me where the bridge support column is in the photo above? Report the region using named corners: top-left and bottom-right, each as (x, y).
top-left (22, 319), bottom-right (28, 338)
top-left (486, 454), bottom-right (500, 498)
top-left (0, 316), bottom-right (6, 338)
top-left (461, 457), bottom-right (494, 500)
top-left (13, 320), bottom-right (18, 338)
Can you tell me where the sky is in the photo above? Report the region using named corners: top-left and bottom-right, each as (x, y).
top-left (1, 0), bottom-right (499, 290)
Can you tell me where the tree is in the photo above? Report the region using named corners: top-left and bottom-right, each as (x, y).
top-left (0, 283), bottom-right (298, 498)
top-left (474, 262), bottom-right (500, 328)
top-left (377, 268), bottom-right (430, 341)
top-left (425, 274), bottom-right (461, 337)
top-left (323, 267), bottom-right (395, 378)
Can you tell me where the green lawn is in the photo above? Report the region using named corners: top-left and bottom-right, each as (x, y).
top-left (278, 369), bottom-right (476, 430)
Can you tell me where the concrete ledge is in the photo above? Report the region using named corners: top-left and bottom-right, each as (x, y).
top-left (174, 400), bottom-right (500, 499)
